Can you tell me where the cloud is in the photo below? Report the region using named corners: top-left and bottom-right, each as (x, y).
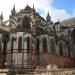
top-left (31, 0), bottom-right (75, 22)
top-left (50, 9), bottom-right (72, 22)
top-left (34, 0), bottom-right (75, 22)
top-left (0, 0), bottom-right (75, 22)
top-left (0, 0), bottom-right (53, 21)
top-left (73, 8), bottom-right (75, 16)
top-left (32, 0), bottom-right (53, 8)
top-left (0, 0), bottom-right (33, 21)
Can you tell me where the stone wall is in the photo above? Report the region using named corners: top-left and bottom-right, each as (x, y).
top-left (14, 69), bottom-right (75, 75)
top-left (0, 69), bottom-right (75, 75)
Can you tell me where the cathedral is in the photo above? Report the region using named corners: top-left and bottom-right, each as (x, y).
top-left (0, 4), bottom-right (75, 71)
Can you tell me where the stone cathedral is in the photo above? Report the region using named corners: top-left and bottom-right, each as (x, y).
top-left (0, 4), bottom-right (75, 69)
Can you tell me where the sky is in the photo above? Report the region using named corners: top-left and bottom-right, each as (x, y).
top-left (0, 0), bottom-right (75, 22)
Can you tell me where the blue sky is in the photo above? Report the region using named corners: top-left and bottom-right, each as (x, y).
top-left (52, 0), bottom-right (75, 13)
top-left (0, 0), bottom-right (75, 22)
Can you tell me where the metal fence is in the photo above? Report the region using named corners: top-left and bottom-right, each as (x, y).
top-left (1, 49), bottom-right (75, 69)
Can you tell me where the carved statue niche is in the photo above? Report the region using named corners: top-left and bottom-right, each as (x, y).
top-left (22, 16), bottom-right (31, 29)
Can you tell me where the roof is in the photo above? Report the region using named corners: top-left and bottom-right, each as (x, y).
top-left (24, 5), bottom-right (33, 12)
top-left (61, 17), bottom-right (75, 25)
top-left (23, 5), bottom-right (46, 21)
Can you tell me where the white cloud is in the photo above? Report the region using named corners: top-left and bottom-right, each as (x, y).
top-left (0, 0), bottom-right (33, 21)
top-left (0, 0), bottom-right (53, 21)
top-left (0, 0), bottom-right (75, 22)
top-left (37, 5), bottom-right (72, 22)
top-left (73, 8), bottom-right (75, 16)
top-left (32, 0), bottom-right (53, 8)
top-left (34, 0), bottom-right (75, 22)
top-left (50, 9), bottom-right (72, 22)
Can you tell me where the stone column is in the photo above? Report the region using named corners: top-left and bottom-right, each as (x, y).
top-left (6, 36), bottom-right (12, 67)
top-left (24, 37), bottom-right (31, 68)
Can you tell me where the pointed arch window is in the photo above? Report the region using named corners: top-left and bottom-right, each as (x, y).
top-left (11, 37), bottom-right (14, 53)
top-left (67, 45), bottom-right (71, 57)
top-left (51, 39), bottom-right (55, 54)
top-left (27, 37), bottom-right (30, 53)
top-left (49, 39), bottom-right (52, 53)
top-left (11, 37), bottom-right (16, 53)
top-left (22, 16), bottom-right (31, 29)
top-left (43, 38), bottom-right (47, 52)
top-left (3, 40), bottom-right (7, 55)
top-left (36, 38), bottom-right (40, 54)
top-left (18, 36), bottom-right (22, 52)
top-left (59, 42), bottom-right (63, 56)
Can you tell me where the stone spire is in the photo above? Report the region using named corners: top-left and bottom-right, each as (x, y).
top-left (33, 4), bottom-right (36, 13)
top-left (58, 19), bottom-right (60, 23)
top-left (11, 4), bottom-right (16, 15)
top-left (0, 12), bottom-right (3, 21)
top-left (33, 4), bottom-right (35, 11)
top-left (0, 12), bottom-right (3, 26)
top-left (12, 4), bottom-right (16, 12)
top-left (31, 4), bottom-right (36, 19)
top-left (46, 11), bottom-right (51, 21)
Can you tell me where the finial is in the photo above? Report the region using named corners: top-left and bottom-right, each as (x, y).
top-left (11, 4), bottom-right (16, 15)
top-left (12, 4), bottom-right (16, 12)
top-left (13, 4), bottom-right (16, 12)
top-left (33, 4), bottom-right (35, 11)
top-left (0, 12), bottom-right (3, 21)
top-left (58, 19), bottom-right (60, 23)
top-left (58, 19), bottom-right (60, 22)
top-left (46, 11), bottom-right (51, 21)
top-left (47, 10), bottom-right (50, 17)
top-left (33, 4), bottom-right (34, 10)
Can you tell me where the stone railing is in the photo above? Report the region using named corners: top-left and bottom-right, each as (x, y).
top-left (34, 69), bottom-right (75, 75)
top-left (0, 68), bottom-right (75, 75)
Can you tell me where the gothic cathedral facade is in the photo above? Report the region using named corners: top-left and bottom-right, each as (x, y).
top-left (0, 5), bottom-right (75, 69)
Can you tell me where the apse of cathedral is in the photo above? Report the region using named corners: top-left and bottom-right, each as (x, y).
top-left (0, 4), bottom-right (75, 69)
